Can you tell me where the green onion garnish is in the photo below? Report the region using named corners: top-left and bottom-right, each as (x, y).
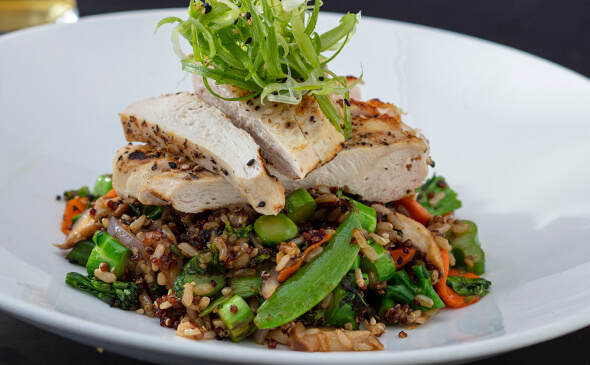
top-left (157, 0), bottom-right (361, 138)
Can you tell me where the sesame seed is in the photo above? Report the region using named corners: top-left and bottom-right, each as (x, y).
top-left (344, 98), bottom-right (351, 106)
top-left (247, 159), bottom-right (255, 166)
top-left (258, 201), bottom-right (266, 208)
top-left (168, 161), bottom-right (177, 169)
top-left (245, 37), bottom-right (252, 44)
top-left (319, 76), bottom-right (324, 81)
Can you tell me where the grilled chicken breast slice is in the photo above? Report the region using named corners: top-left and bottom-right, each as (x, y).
top-left (275, 99), bottom-right (431, 202)
top-left (193, 75), bottom-right (344, 179)
top-left (113, 144), bottom-right (247, 213)
top-left (393, 212), bottom-right (444, 274)
top-left (116, 98), bottom-right (429, 210)
top-left (119, 92), bottom-right (284, 214)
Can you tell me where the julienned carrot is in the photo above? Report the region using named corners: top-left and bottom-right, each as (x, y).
top-left (103, 188), bottom-right (118, 198)
top-left (61, 197), bottom-right (89, 235)
top-left (389, 248), bottom-right (416, 270)
top-left (396, 196), bottom-right (431, 226)
top-left (435, 249), bottom-right (480, 308)
top-left (277, 233), bottom-right (332, 283)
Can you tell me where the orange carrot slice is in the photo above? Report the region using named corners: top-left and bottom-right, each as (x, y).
top-left (277, 233), bottom-right (332, 283)
top-left (61, 197), bottom-right (89, 235)
top-left (396, 196), bottom-right (432, 226)
top-left (389, 248), bottom-right (416, 270)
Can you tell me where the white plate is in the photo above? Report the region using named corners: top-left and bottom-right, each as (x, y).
top-left (1, 9), bottom-right (589, 365)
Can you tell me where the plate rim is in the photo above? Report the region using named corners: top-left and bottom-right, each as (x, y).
top-left (1, 8), bottom-right (590, 365)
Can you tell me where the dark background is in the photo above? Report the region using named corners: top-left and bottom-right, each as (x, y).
top-left (2, 1), bottom-right (589, 364)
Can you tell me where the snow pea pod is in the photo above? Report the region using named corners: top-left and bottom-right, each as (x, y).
top-left (254, 211), bottom-right (361, 329)
top-left (447, 220), bottom-right (485, 275)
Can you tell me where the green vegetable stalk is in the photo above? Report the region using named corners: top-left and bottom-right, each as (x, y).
top-left (157, 0), bottom-right (361, 138)
top-left (254, 211), bottom-right (361, 329)
top-left (65, 240), bottom-right (96, 267)
top-left (360, 241), bottom-right (396, 283)
top-left (86, 231), bottom-right (131, 279)
top-left (217, 295), bottom-right (256, 342)
top-left (253, 213), bottom-right (298, 246)
top-left (65, 272), bottom-right (140, 310)
top-left (92, 174), bottom-right (113, 197)
top-left (284, 188), bottom-right (316, 224)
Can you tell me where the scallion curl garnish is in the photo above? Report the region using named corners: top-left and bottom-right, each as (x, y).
top-left (157, 0), bottom-right (361, 138)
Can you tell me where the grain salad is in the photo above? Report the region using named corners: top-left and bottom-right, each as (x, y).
top-left (55, 0), bottom-right (491, 353)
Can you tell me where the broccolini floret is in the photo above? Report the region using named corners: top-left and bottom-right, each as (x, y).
top-left (65, 272), bottom-right (140, 310)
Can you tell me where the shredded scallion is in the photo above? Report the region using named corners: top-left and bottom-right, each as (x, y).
top-left (157, 0), bottom-right (360, 138)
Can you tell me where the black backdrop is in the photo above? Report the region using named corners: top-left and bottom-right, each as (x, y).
top-left (76, 0), bottom-right (590, 77)
top-left (1, 1), bottom-right (589, 364)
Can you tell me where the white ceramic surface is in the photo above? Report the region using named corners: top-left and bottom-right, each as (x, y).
top-left (1, 9), bottom-right (589, 365)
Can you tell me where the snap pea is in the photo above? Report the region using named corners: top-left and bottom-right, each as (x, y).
top-left (349, 255), bottom-right (360, 272)
top-left (447, 220), bottom-right (485, 275)
top-left (284, 188), bottom-right (317, 224)
top-left (345, 197), bottom-right (377, 233)
top-left (253, 213), bottom-right (298, 246)
top-left (254, 211), bottom-right (361, 329)
top-left (412, 264), bottom-right (445, 310)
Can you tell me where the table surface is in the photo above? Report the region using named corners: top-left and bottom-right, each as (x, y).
top-left (2, 1), bottom-right (589, 364)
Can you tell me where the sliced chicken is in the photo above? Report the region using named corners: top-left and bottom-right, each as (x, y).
top-left (393, 212), bottom-right (444, 274)
top-left (119, 92), bottom-right (284, 214)
top-left (193, 75), bottom-right (344, 179)
top-left (113, 144), bottom-right (247, 213)
top-left (112, 144), bottom-right (168, 205)
top-left (146, 171), bottom-right (247, 213)
top-left (115, 98), bottom-right (430, 210)
top-left (289, 328), bottom-right (383, 352)
top-left (274, 98), bottom-right (431, 202)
